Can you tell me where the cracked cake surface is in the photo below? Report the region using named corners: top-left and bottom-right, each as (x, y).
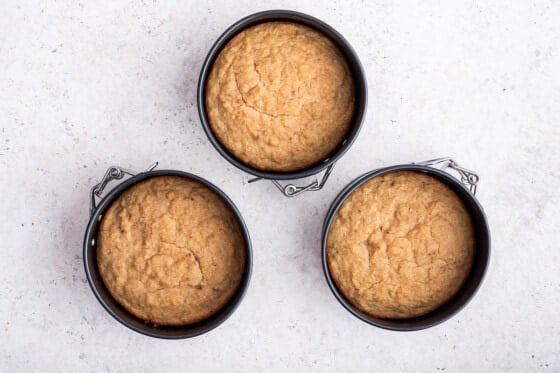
top-left (97, 176), bottom-right (245, 325)
top-left (326, 171), bottom-right (475, 319)
top-left (205, 21), bottom-right (355, 172)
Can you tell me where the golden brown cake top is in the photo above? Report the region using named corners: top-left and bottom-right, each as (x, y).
top-left (97, 176), bottom-right (246, 325)
top-left (327, 171), bottom-right (475, 319)
top-left (206, 21), bottom-right (355, 172)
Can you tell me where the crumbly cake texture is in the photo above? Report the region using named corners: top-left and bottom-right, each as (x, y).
top-left (326, 171), bottom-right (475, 319)
top-left (97, 176), bottom-right (246, 326)
top-left (206, 21), bottom-right (355, 172)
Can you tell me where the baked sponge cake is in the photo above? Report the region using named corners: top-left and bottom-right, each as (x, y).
top-left (205, 21), bottom-right (355, 172)
top-left (97, 176), bottom-right (246, 325)
top-left (326, 171), bottom-right (475, 319)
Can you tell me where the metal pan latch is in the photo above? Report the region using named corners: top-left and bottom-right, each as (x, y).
top-left (248, 163), bottom-right (335, 197)
top-left (89, 162), bottom-right (158, 215)
top-left (416, 157), bottom-right (479, 195)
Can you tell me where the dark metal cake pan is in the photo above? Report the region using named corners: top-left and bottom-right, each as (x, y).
top-left (83, 163), bottom-right (252, 339)
top-left (321, 158), bottom-right (490, 331)
top-left (197, 10), bottom-right (367, 197)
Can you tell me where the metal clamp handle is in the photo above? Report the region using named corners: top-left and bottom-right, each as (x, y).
top-left (248, 163), bottom-right (335, 198)
top-left (89, 162), bottom-right (158, 215)
top-left (416, 157), bottom-right (479, 195)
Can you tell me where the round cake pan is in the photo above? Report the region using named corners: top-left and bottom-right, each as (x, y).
top-left (197, 10), bottom-right (367, 197)
top-left (83, 163), bottom-right (252, 339)
top-left (321, 158), bottom-right (490, 331)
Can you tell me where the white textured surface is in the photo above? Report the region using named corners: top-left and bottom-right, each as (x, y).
top-left (1, 0), bottom-right (559, 371)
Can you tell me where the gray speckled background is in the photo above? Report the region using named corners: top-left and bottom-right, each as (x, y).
top-left (1, 0), bottom-right (559, 371)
